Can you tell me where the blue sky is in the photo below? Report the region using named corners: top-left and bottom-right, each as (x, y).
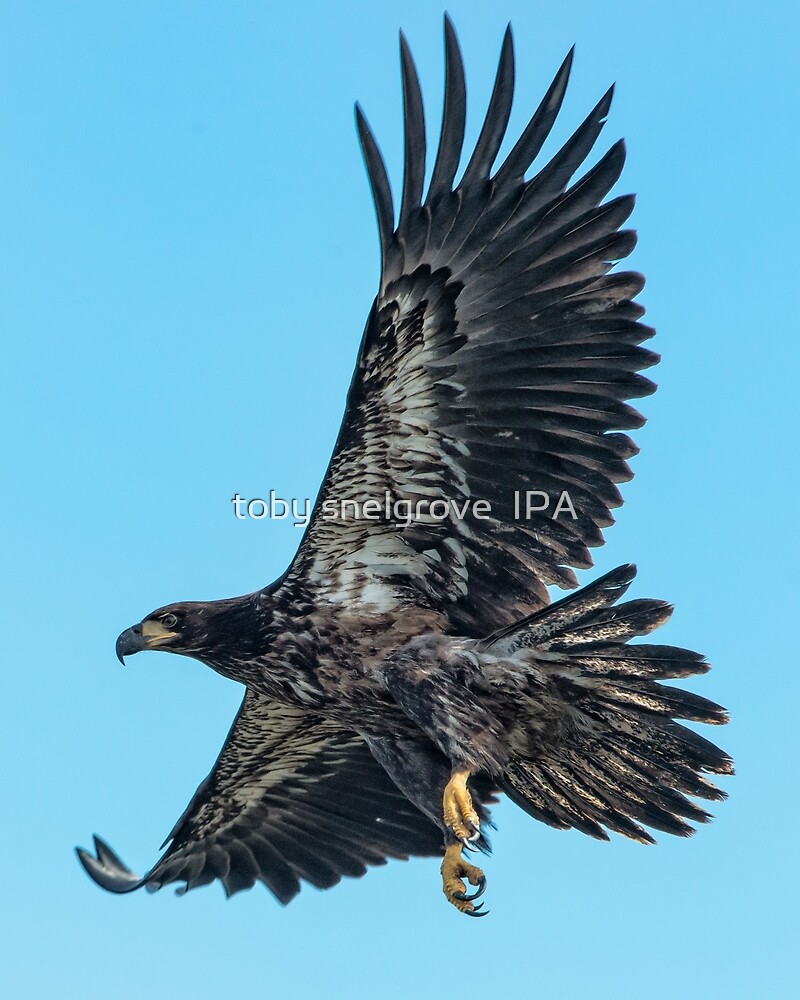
top-left (3, 1), bottom-right (798, 997)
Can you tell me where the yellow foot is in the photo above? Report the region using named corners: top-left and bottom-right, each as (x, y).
top-left (443, 767), bottom-right (481, 845)
top-left (441, 843), bottom-right (488, 917)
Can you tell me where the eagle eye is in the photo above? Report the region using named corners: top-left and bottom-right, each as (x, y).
top-left (160, 613), bottom-right (178, 629)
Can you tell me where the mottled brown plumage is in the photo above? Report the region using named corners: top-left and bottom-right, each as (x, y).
top-left (77, 18), bottom-right (731, 916)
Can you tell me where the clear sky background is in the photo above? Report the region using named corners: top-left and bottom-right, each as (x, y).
top-left (3, 1), bottom-right (798, 997)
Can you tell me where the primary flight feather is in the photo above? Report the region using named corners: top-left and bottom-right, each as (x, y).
top-left (78, 17), bottom-right (731, 917)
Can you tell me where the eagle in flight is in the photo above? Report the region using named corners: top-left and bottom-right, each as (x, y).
top-left (78, 18), bottom-right (731, 916)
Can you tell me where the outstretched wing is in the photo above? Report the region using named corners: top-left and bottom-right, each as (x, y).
top-left (77, 690), bottom-right (444, 904)
top-left (282, 18), bottom-right (657, 633)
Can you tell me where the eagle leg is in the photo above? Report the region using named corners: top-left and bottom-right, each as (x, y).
top-left (443, 767), bottom-right (481, 847)
top-left (441, 843), bottom-right (488, 917)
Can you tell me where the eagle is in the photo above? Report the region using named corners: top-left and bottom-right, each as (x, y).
top-left (78, 18), bottom-right (732, 917)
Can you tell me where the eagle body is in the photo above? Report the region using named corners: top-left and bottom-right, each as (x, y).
top-left (173, 586), bottom-right (444, 729)
top-left (79, 19), bottom-right (731, 915)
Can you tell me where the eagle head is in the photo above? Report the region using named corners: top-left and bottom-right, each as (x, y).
top-left (115, 598), bottom-right (250, 664)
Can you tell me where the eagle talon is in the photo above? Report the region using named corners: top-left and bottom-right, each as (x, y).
top-left (441, 843), bottom-right (488, 916)
top-left (452, 874), bottom-right (486, 902)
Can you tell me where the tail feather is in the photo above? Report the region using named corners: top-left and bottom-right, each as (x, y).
top-left (577, 751), bottom-right (699, 836)
top-left (482, 563), bottom-right (638, 649)
top-left (566, 644), bottom-right (710, 681)
top-left (546, 599), bottom-right (673, 646)
top-left (494, 564), bottom-right (732, 843)
top-left (604, 735), bottom-right (726, 804)
top-left (505, 760), bottom-right (615, 840)
top-left (591, 679), bottom-right (728, 725)
top-left (502, 766), bottom-right (599, 835)
top-left (542, 757), bottom-right (660, 842)
top-left (609, 717), bottom-right (734, 778)
top-left (593, 744), bottom-right (711, 824)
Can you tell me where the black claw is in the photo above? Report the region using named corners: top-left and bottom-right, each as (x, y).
top-left (471, 876), bottom-right (487, 900)
top-left (465, 903), bottom-right (490, 918)
top-left (460, 836), bottom-right (479, 852)
top-left (452, 875), bottom-right (486, 902)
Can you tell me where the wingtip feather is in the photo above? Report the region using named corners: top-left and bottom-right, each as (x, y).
top-left (76, 835), bottom-right (144, 893)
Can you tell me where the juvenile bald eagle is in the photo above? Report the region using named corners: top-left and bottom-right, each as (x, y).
top-left (78, 18), bottom-right (731, 916)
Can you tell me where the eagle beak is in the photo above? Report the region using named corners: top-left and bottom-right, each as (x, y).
top-left (116, 626), bottom-right (145, 663)
top-left (115, 620), bottom-right (178, 663)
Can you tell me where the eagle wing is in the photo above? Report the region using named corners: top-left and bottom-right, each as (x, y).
top-left (77, 690), bottom-right (445, 904)
top-left (282, 19), bottom-right (657, 633)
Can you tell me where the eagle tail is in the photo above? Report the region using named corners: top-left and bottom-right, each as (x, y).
top-left (485, 565), bottom-right (733, 842)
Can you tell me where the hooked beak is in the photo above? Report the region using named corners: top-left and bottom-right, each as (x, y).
top-left (115, 626), bottom-right (145, 663)
top-left (115, 620), bottom-right (178, 663)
